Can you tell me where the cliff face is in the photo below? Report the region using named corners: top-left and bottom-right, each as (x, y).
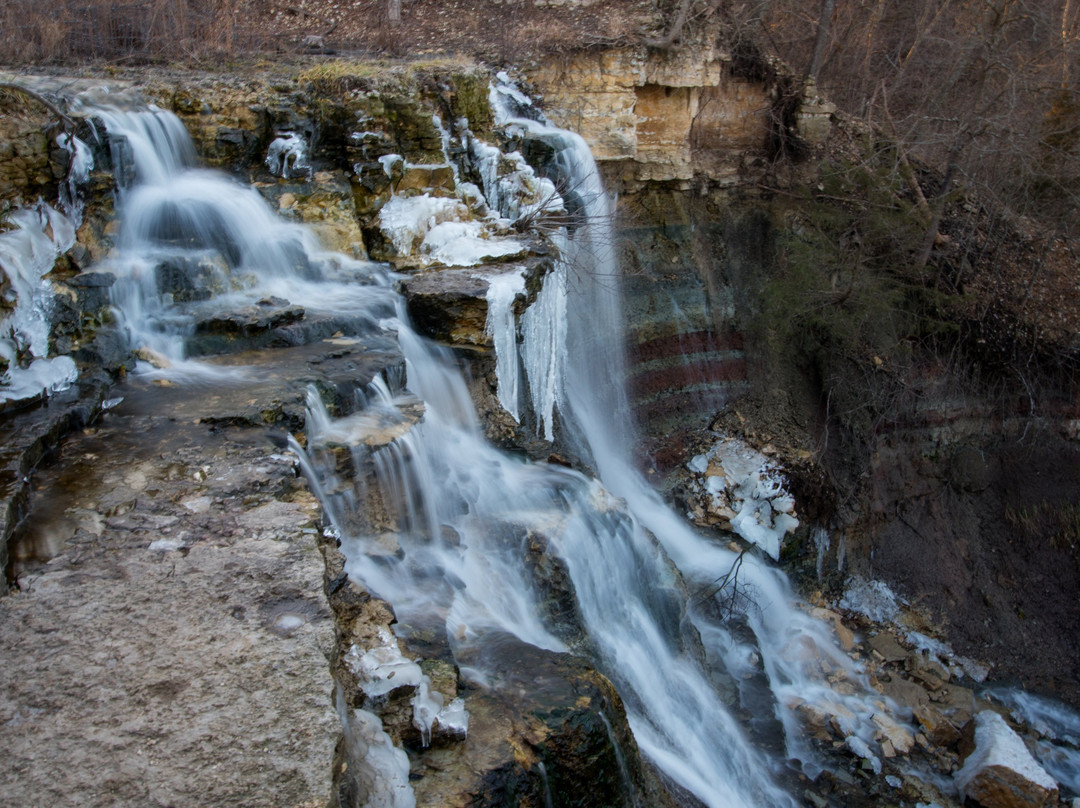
top-left (532, 43), bottom-right (768, 183)
top-left (526, 40), bottom-right (1080, 705)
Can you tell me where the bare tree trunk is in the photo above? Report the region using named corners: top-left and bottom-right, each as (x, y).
top-left (807, 0), bottom-right (835, 80)
top-left (646, 0), bottom-right (694, 49)
top-left (917, 150), bottom-right (960, 270)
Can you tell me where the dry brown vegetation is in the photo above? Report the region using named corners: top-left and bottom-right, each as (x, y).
top-left (0, 0), bottom-right (656, 65)
top-left (728, 0), bottom-right (1080, 238)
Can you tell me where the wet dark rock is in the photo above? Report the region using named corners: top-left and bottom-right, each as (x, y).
top-left (72, 328), bottom-right (134, 375)
top-left (154, 255), bottom-right (222, 303)
top-left (399, 269), bottom-right (489, 346)
top-left (438, 637), bottom-right (677, 808)
top-left (523, 529), bottom-right (587, 648)
top-left (65, 269), bottom-right (116, 288)
top-left (143, 199), bottom-right (244, 265)
top-left (195, 300), bottom-right (306, 335)
top-left (0, 377), bottom-right (109, 579)
top-left (397, 256), bottom-right (551, 348)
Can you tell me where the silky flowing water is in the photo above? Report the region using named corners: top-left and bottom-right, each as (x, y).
top-left (56, 88), bottom-right (923, 807)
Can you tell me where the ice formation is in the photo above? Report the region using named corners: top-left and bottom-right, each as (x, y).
top-left (265, 132), bottom-right (311, 179)
top-left (520, 253), bottom-right (566, 441)
top-left (686, 437), bottom-right (799, 559)
top-left (0, 204), bottom-right (79, 404)
top-left (344, 627), bottom-right (468, 748)
top-left (376, 194), bottom-right (524, 268)
top-left (340, 704), bottom-right (416, 808)
top-left (55, 133), bottom-right (94, 221)
top-left (379, 153), bottom-right (404, 178)
top-left (484, 268), bottom-right (526, 421)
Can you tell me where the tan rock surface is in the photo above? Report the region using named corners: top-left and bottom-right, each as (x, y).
top-left (0, 393), bottom-right (338, 807)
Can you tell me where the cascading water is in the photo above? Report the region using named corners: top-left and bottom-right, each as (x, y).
top-left (64, 87), bottom-right (911, 807)
top-left (486, 83), bottom-right (913, 802)
top-left (297, 81), bottom-right (905, 808)
top-left (87, 103), bottom-right (396, 376)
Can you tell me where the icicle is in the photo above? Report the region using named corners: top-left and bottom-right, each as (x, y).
top-left (484, 268), bottom-right (526, 422)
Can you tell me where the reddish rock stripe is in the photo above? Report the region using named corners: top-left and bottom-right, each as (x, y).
top-left (628, 358), bottom-right (747, 400)
top-left (628, 331), bottom-right (745, 364)
top-left (633, 384), bottom-right (748, 425)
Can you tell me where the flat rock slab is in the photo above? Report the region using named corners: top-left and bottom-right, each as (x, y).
top-left (0, 396), bottom-right (338, 807)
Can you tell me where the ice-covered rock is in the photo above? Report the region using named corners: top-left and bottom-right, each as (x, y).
top-left (344, 626), bottom-right (424, 698)
top-left (376, 194), bottom-right (525, 268)
top-left (345, 627), bottom-right (468, 748)
top-left (684, 437), bottom-right (799, 559)
top-left (955, 711), bottom-right (1059, 808)
top-left (0, 203), bottom-right (80, 405)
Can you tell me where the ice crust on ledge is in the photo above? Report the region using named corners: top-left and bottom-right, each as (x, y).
top-left (345, 627), bottom-right (424, 698)
top-left (1, 356), bottom-right (78, 404)
top-left (422, 220), bottom-right (525, 266)
top-left (839, 576), bottom-right (992, 683)
top-left (376, 194), bottom-right (525, 267)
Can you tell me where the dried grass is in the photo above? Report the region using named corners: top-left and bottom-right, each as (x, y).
top-left (0, 0), bottom-right (263, 64)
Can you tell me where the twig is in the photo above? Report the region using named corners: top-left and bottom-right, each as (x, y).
top-left (0, 82), bottom-right (76, 131)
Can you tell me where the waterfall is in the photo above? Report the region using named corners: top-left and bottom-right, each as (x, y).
top-left (90, 105), bottom-right (396, 376)
top-left (490, 82), bottom-right (896, 804)
top-left (67, 91), bottom-right (901, 808)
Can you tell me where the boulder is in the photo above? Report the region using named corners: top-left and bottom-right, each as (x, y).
top-left (955, 711), bottom-right (1058, 808)
top-left (913, 703), bottom-right (962, 748)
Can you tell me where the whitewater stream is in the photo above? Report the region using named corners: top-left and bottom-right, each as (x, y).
top-left (20, 83), bottom-right (1075, 808)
